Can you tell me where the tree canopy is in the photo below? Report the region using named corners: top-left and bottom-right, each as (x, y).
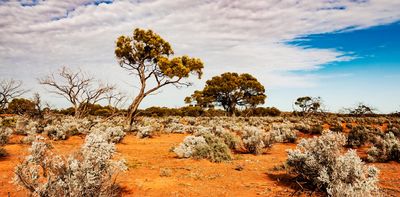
top-left (294, 96), bottom-right (322, 116)
top-left (115, 28), bottom-right (204, 127)
top-left (186, 72), bottom-right (266, 115)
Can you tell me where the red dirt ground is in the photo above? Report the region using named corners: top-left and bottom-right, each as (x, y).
top-left (1, 134), bottom-right (399, 196)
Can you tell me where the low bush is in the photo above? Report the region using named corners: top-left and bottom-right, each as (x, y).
top-left (192, 132), bottom-right (232, 162)
top-left (270, 123), bottom-right (297, 143)
top-left (174, 136), bottom-right (208, 158)
top-left (287, 131), bottom-right (380, 196)
top-left (136, 126), bottom-right (155, 138)
top-left (241, 126), bottom-right (270, 155)
top-left (90, 123), bottom-right (126, 143)
top-left (367, 132), bottom-right (400, 162)
top-left (173, 131), bottom-right (233, 162)
top-left (14, 134), bottom-right (127, 196)
top-left (347, 126), bottom-right (381, 147)
top-left (0, 127), bottom-right (12, 157)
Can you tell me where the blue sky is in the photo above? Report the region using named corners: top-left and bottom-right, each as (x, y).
top-left (1, 0), bottom-right (400, 113)
top-left (270, 22), bottom-right (400, 113)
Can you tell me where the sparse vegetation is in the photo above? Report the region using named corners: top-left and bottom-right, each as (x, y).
top-left (0, 25), bottom-right (399, 196)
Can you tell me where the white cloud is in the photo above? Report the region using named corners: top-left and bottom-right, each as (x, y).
top-left (0, 0), bottom-right (399, 108)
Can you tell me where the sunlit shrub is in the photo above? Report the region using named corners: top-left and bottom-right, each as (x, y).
top-left (367, 132), bottom-right (400, 162)
top-left (270, 123), bottom-right (297, 143)
top-left (241, 126), bottom-right (269, 155)
top-left (174, 131), bottom-right (233, 162)
top-left (89, 122), bottom-right (126, 143)
top-left (0, 127), bottom-right (12, 157)
top-left (287, 131), bottom-right (379, 196)
top-left (14, 134), bottom-right (127, 196)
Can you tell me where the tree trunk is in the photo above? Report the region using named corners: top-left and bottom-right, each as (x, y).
top-left (74, 105), bottom-right (80, 118)
top-left (126, 94), bottom-right (145, 130)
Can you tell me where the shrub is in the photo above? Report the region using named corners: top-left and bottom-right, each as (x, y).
top-left (387, 124), bottom-right (400, 138)
top-left (44, 124), bottom-right (70, 140)
top-left (90, 123), bottom-right (126, 143)
top-left (14, 134), bottom-right (127, 196)
top-left (0, 127), bottom-right (12, 157)
top-left (7, 98), bottom-right (36, 116)
top-left (347, 126), bottom-right (381, 147)
top-left (136, 126), bottom-right (155, 138)
top-left (173, 132), bottom-right (233, 162)
top-left (270, 123), bottom-right (297, 143)
top-left (174, 136), bottom-right (207, 158)
top-left (1, 117), bottom-right (17, 127)
top-left (241, 107), bottom-right (281, 117)
top-left (193, 132), bottom-right (232, 162)
top-left (211, 126), bottom-right (240, 150)
top-left (310, 124), bottom-right (323, 135)
top-left (287, 131), bottom-right (379, 196)
top-left (0, 127), bottom-right (12, 145)
top-left (367, 132), bottom-right (400, 162)
top-left (241, 126), bottom-right (269, 155)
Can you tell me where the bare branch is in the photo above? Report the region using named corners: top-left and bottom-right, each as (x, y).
top-left (0, 79), bottom-right (28, 111)
top-left (39, 66), bottom-right (114, 117)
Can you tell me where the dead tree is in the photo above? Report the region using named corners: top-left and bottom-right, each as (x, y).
top-left (39, 66), bottom-right (115, 118)
top-left (105, 91), bottom-right (127, 117)
top-left (0, 79), bottom-right (28, 112)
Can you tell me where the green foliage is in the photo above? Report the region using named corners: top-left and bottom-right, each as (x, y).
top-left (115, 28), bottom-right (173, 66)
top-left (294, 96), bottom-right (322, 115)
top-left (347, 126), bottom-right (382, 148)
top-left (115, 28), bottom-right (204, 82)
top-left (347, 103), bottom-right (375, 116)
top-left (367, 132), bottom-right (400, 162)
top-left (1, 117), bottom-right (17, 127)
top-left (193, 133), bottom-right (232, 162)
top-left (187, 72), bottom-right (266, 116)
top-left (115, 28), bottom-right (204, 125)
top-left (241, 107), bottom-right (281, 117)
top-left (7, 98), bottom-right (36, 115)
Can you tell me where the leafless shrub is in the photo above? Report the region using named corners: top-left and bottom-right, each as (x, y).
top-left (0, 79), bottom-right (28, 112)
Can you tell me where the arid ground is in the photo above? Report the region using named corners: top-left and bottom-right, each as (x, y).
top-left (1, 133), bottom-right (399, 197)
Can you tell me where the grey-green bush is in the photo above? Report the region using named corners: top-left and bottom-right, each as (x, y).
top-left (287, 131), bottom-right (380, 196)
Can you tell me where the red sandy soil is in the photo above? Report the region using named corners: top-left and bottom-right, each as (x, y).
top-left (1, 134), bottom-right (399, 197)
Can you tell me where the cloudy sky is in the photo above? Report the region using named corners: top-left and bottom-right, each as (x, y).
top-left (1, 0), bottom-right (399, 113)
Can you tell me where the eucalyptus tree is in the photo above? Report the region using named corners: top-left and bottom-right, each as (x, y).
top-left (115, 28), bottom-right (204, 127)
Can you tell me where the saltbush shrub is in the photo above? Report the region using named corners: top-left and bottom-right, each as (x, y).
top-left (287, 131), bottom-right (380, 196)
top-left (270, 123), bottom-right (297, 143)
top-left (367, 132), bottom-right (400, 162)
top-left (90, 123), bottom-right (126, 143)
top-left (241, 126), bottom-right (269, 155)
top-left (0, 127), bottom-right (12, 157)
top-left (14, 134), bottom-right (127, 196)
top-left (174, 130), bottom-right (233, 162)
top-left (347, 126), bottom-right (381, 147)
